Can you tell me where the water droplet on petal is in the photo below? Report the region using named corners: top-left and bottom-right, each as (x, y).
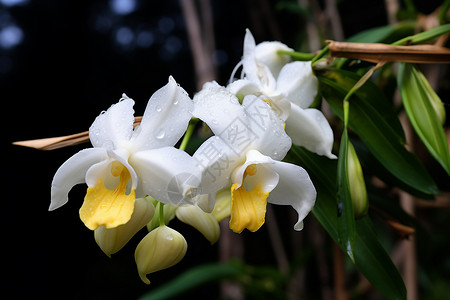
top-left (156, 105), bottom-right (162, 112)
top-left (155, 129), bottom-right (165, 139)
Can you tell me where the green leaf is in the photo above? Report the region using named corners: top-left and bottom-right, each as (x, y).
top-left (351, 137), bottom-right (435, 200)
top-left (336, 103), bottom-right (356, 262)
top-left (398, 63), bottom-right (450, 176)
top-left (393, 23), bottom-right (450, 45)
top-left (290, 146), bottom-right (406, 300)
top-left (317, 69), bottom-right (438, 195)
top-left (346, 22), bottom-right (415, 44)
top-left (138, 262), bottom-right (243, 300)
top-left (354, 216), bottom-right (407, 300)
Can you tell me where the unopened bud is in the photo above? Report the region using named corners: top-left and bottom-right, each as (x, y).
top-left (176, 205), bottom-right (220, 244)
top-left (95, 196), bottom-right (155, 257)
top-left (347, 142), bottom-right (368, 218)
top-left (135, 225), bottom-right (187, 284)
top-left (416, 70), bottom-right (446, 125)
top-left (211, 189), bottom-right (231, 222)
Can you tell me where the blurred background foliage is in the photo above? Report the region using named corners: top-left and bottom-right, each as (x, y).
top-left (3, 0), bottom-right (449, 299)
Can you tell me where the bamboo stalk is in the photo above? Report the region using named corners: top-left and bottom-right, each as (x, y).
top-left (328, 41), bottom-right (450, 63)
top-left (13, 116), bottom-right (142, 150)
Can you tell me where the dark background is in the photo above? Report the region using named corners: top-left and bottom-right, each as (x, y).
top-left (3, 0), bottom-right (444, 299)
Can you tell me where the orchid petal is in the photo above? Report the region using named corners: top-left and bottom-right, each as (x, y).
top-left (50, 148), bottom-right (108, 211)
top-left (242, 29), bottom-right (277, 93)
top-left (193, 81), bottom-right (245, 137)
top-left (229, 150), bottom-right (279, 233)
top-left (242, 96), bottom-right (291, 160)
top-left (226, 79), bottom-right (261, 98)
top-left (276, 61), bottom-right (318, 109)
top-left (231, 149), bottom-right (279, 192)
top-left (132, 76), bottom-right (193, 151)
top-left (89, 97), bottom-right (135, 148)
top-left (193, 136), bottom-right (242, 199)
top-left (129, 146), bottom-right (202, 206)
top-left (285, 104), bottom-right (336, 159)
top-left (255, 41), bottom-right (293, 78)
top-left (268, 160), bottom-right (316, 230)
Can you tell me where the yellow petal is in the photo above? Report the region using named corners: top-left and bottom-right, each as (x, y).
top-left (229, 183), bottom-right (269, 233)
top-left (80, 167), bottom-right (136, 230)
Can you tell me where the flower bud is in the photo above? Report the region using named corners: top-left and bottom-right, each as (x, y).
top-left (176, 205), bottom-right (220, 244)
top-left (416, 70), bottom-right (446, 125)
top-left (211, 189), bottom-right (231, 222)
top-left (135, 225), bottom-right (187, 284)
top-left (347, 142), bottom-right (368, 218)
top-left (94, 196), bottom-right (155, 257)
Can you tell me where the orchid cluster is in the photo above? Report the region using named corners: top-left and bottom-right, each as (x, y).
top-left (50, 30), bottom-right (335, 284)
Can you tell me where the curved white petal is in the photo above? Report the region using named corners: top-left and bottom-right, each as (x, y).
top-left (227, 79), bottom-right (261, 97)
top-left (276, 61), bottom-right (318, 108)
top-left (109, 149), bottom-right (138, 189)
top-left (193, 136), bottom-right (242, 196)
top-left (132, 76), bottom-right (193, 151)
top-left (50, 148), bottom-right (108, 211)
top-left (242, 29), bottom-right (277, 93)
top-left (268, 160), bottom-right (316, 230)
top-left (232, 149), bottom-right (279, 193)
top-left (242, 96), bottom-right (291, 161)
top-left (193, 81), bottom-right (245, 137)
top-left (255, 41), bottom-right (293, 78)
top-left (129, 147), bottom-right (202, 206)
top-left (89, 97), bottom-right (135, 148)
top-left (285, 105), bottom-right (336, 159)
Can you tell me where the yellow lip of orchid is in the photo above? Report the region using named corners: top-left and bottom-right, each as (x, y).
top-left (80, 161), bottom-right (136, 230)
top-left (50, 76), bottom-right (200, 231)
top-left (193, 86), bottom-right (317, 232)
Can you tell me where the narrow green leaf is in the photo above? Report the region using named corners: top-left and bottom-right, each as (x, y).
top-left (316, 68), bottom-right (405, 141)
top-left (354, 216), bottom-right (407, 300)
top-left (290, 146), bottom-right (406, 300)
top-left (317, 69), bottom-right (438, 195)
top-left (393, 23), bottom-right (450, 45)
top-left (398, 63), bottom-right (450, 176)
top-left (346, 22), bottom-right (415, 44)
top-left (138, 262), bottom-right (243, 300)
top-left (337, 102), bottom-right (356, 262)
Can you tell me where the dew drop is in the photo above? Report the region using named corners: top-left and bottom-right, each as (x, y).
top-left (155, 128), bottom-right (165, 139)
top-left (166, 234), bottom-right (174, 241)
top-left (156, 105), bottom-right (162, 112)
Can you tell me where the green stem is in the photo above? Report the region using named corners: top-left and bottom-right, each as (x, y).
top-left (159, 202), bottom-right (165, 227)
top-left (277, 50), bottom-right (315, 61)
top-left (179, 118), bottom-right (199, 151)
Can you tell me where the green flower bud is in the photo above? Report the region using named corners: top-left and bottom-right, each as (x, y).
top-left (176, 205), bottom-right (220, 244)
top-left (416, 70), bottom-right (446, 125)
top-left (211, 188), bottom-right (231, 222)
top-left (347, 142), bottom-right (368, 218)
top-left (135, 225), bottom-right (187, 284)
top-left (94, 196), bottom-right (155, 257)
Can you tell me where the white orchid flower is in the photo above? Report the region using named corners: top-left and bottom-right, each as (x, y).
top-left (50, 76), bottom-right (200, 230)
top-left (192, 82), bottom-right (316, 233)
top-left (228, 29), bottom-right (336, 159)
